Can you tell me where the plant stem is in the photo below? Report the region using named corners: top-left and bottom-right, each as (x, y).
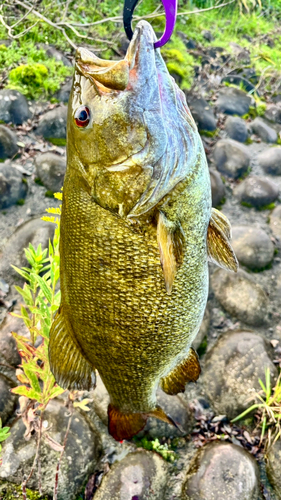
top-left (53, 411), bottom-right (73, 500)
top-left (21, 411), bottom-right (43, 498)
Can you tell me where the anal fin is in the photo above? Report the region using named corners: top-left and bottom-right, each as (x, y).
top-left (160, 348), bottom-right (201, 395)
top-left (49, 307), bottom-right (95, 391)
top-left (207, 208), bottom-right (238, 272)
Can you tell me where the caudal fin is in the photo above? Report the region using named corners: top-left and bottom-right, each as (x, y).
top-left (108, 404), bottom-right (182, 441)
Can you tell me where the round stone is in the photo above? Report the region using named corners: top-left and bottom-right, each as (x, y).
top-left (0, 89), bottom-right (30, 125)
top-left (185, 94), bottom-right (217, 132)
top-left (213, 138), bottom-right (250, 179)
top-left (224, 116), bottom-right (248, 143)
top-left (209, 169), bottom-right (226, 207)
top-left (257, 146), bottom-right (281, 175)
top-left (266, 439), bottom-right (281, 499)
top-left (182, 442), bottom-right (260, 500)
top-left (35, 152), bottom-right (66, 192)
top-left (216, 87), bottom-right (252, 116)
top-left (203, 330), bottom-right (278, 419)
top-left (0, 400), bottom-right (102, 499)
top-left (231, 226), bottom-right (274, 270)
top-left (234, 175), bottom-right (279, 208)
top-left (264, 104), bottom-right (281, 124)
top-left (250, 117), bottom-right (277, 143)
top-left (270, 205), bottom-right (281, 241)
top-left (0, 163), bottom-right (28, 209)
top-left (0, 126), bottom-right (19, 160)
top-left (93, 450), bottom-right (168, 500)
top-left (210, 268), bottom-right (268, 326)
top-left (35, 105), bottom-right (67, 141)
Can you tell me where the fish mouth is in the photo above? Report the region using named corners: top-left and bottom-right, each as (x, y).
top-left (75, 21), bottom-right (157, 92)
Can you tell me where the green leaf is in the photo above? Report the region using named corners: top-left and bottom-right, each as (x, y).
top-left (14, 285), bottom-right (33, 306)
top-left (48, 385), bottom-right (65, 400)
top-left (32, 274), bottom-right (52, 304)
top-left (23, 366), bottom-right (42, 394)
top-left (231, 404), bottom-right (261, 422)
top-left (20, 306), bottom-right (32, 328)
top-left (11, 385), bottom-right (43, 402)
top-left (11, 265), bottom-right (31, 282)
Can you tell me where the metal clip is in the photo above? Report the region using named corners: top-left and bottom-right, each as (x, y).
top-left (123, 0), bottom-right (178, 49)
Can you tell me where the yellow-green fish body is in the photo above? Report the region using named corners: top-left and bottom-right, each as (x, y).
top-left (49, 21), bottom-right (237, 440)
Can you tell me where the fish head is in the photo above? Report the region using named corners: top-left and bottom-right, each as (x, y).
top-left (68, 21), bottom-right (200, 217)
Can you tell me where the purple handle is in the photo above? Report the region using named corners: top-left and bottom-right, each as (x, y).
top-left (154, 0), bottom-right (178, 48)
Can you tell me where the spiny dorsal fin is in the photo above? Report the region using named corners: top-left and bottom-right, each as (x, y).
top-left (157, 211), bottom-right (185, 295)
top-left (207, 208), bottom-right (238, 272)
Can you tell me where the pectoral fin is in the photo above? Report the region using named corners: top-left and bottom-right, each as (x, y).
top-left (160, 348), bottom-right (201, 395)
top-left (49, 307), bottom-right (95, 391)
top-left (157, 211), bottom-right (185, 294)
top-left (207, 208), bottom-right (238, 272)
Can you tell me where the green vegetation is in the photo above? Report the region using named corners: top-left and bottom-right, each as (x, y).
top-left (133, 436), bottom-right (177, 462)
top-left (232, 368), bottom-right (281, 453)
top-left (0, 483), bottom-right (48, 500)
top-left (0, 0), bottom-right (281, 99)
top-left (16, 198), bottom-right (25, 206)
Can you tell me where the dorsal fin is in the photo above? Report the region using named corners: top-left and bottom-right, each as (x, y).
top-left (157, 211), bottom-right (185, 295)
top-left (207, 208), bottom-right (238, 272)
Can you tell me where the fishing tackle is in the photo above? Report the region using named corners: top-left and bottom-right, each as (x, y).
top-left (123, 0), bottom-right (178, 48)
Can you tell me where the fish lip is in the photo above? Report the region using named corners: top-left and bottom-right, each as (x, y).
top-left (125, 21), bottom-right (157, 68)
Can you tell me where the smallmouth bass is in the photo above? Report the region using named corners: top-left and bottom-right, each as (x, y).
top-left (49, 21), bottom-right (238, 441)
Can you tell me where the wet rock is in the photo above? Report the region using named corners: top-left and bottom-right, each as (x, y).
top-left (222, 75), bottom-right (256, 94)
top-left (0, 163), bottom-right (27, 209)
top-left (0, 89), bottom-right (31, 125)
top-left (264, 104), bottom-right (281, 124)
top-left (213, 138), bottom-right (250, 179)
top-left (0, 399), bottom-right (102, 500)
top-left (185, 95), bottom-right (217, 132)
top-left (203, 330), bottom-right (277, 419)
top-left (35, 106), bottom-right (67, 142)
top-left (94, 450), bottom-right (168, 500)
top-left (0, 217), bottom-right (54, 284)
top-left (0, 125), bottom-right (19, 160)
top-left (56, 78), bottom-right (72, 103)
top-left (266, 439), bottom-right (281, 499)
top-left (182, 442), bottom-right (260, 500)
top-left (35, 153), bottom-right (66, 192)
top-left (211, 268), bottom-right (268, 326)
top-left (193, 305), bottom-right (210, 351)
top-left (270, 204), bottom-right (281, 241)
top-left (0, 314), bottom-right (22, 373)
top-left (0, 375), bottom-right (18, 425)
top-left (224, 116), bottom-right (248, 143)
top-left (231, 226), bottom-right (274, 270)
top-left (216, 87), bottom-right (252, 116)
top-left (209, 168), bottom-right (226, 207)
top-left (257, 146), bottom-right (281, 175)
top-left (234, 175), bottom-right (279, 208)
top-left (185, 38), bottom-right (197, 49)
top-left (250, 117), bottom-right (277, 143)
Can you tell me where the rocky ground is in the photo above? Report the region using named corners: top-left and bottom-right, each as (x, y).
top-left (0, 32), bottom-right (281, 500)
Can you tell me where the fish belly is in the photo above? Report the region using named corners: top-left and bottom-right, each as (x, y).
top-left (60, 174), bottom-right (209, 413)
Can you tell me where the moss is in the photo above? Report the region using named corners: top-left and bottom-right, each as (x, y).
top-left (256, 103), bottom-right (267, 116)
top-left (8, 63), bottom-right (48, 99)
top-left (241, 201), bottom-right (253, 208)
top-left (215, 197), bottom-right (226, 210)
top-left (0, 482), bottom-right (48, 500)
top-left (161, 39), bottom-right (196, 90)
top-left (199, 129), bottom-right (218, 137)
top-left (48, 138), bottom-right (67, 147)
top-left (2, 211), bottom-right (7, 215)
top-left (132, 436), bottom-right (177, 463)
top-left (241, 201), bottom-right (276, 210)
top-left (16, 198), bottom-right (25, 206)
top-left (245, 137), bottom-right (253, 145)
top-left (22, 177), bottom-right (27, 184)
top-left (34, 177), bottom-right (44, 186)
top-left (197, 336), bottom-right (208, 357)
top-left (45, 190), bottom-right (55, 198)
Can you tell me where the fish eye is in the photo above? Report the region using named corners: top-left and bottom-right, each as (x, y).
top-left (74, 106), bottom-right (90, 128)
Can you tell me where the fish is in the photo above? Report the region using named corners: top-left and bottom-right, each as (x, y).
top-left (49, 20), bottom-right (238, 441)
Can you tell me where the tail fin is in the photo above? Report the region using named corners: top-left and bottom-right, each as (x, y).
top-left (108, 404), bottom-right (182, 441)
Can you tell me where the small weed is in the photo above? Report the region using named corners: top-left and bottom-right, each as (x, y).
top-left (34, 178), bottom-right (44, 186)
top-left (197, 336), bottom-right (208, 357)
top-left (48, 138), bottom-right (67, 147)
top-left (45, 190), bottom-right (55, 198)
top-left (232, 368), bottom-right (281, 454)
top-left (133, 436), bottom-right (177, 463)
top-left (199, 129), bottom-right (218, 137)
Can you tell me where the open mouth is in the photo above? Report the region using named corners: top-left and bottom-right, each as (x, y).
top-left (75, 22), bottom-right (153, 92)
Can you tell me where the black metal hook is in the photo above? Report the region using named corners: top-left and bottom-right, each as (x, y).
top-left (123, 0), bottom-right (139, 41)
